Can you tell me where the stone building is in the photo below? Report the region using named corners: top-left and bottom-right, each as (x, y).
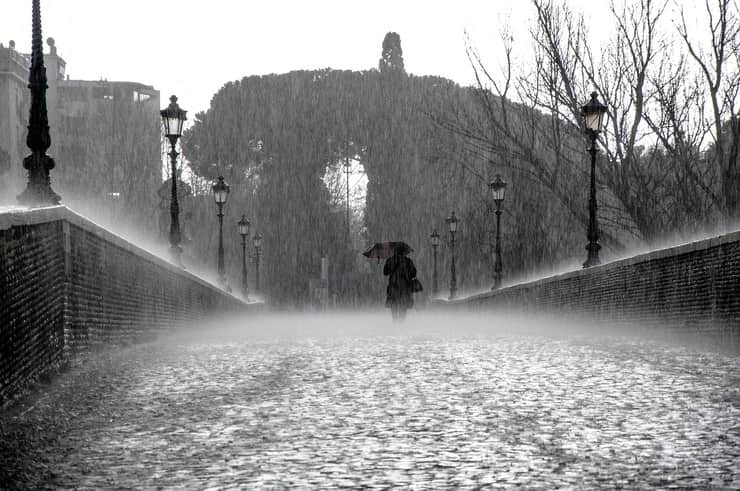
top-left (0, 38), bottom-right (161, 233)
top-left (0, 40), bottom-right (29, 199)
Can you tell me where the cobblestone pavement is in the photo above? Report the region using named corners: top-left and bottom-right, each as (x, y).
top-left (1, 313), bottom-right (739, 489)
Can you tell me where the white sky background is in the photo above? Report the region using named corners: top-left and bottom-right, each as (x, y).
top-left (0, 0), bottom-right (628, 117)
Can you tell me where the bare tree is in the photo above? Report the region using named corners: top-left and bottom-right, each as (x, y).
top-left (678, 0), bottom-right (740, 222)
top-left (441, 0), bottom-right (740, 250)
top-left (436, 0), bottom-right (650, 251)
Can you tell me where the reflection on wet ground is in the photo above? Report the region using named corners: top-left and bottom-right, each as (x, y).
top-left (1, 313), bottom-right (739, 488)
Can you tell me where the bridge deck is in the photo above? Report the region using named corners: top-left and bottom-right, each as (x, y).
top-left (1, 313), bottom-right (738, 488)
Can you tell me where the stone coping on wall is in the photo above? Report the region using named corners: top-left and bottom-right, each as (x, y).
top-left (0, 205), bottom-right (247, 305)
top-left (437, 228), bottom-right (740, 305)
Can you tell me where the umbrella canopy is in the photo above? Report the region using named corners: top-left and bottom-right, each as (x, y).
top-left (362, 241), bottom-right (413, 260)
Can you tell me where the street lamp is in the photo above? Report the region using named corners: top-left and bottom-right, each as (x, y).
top-left (253, 232), bottom-right (263, 294)
top-left (17, 0), bottom-right (61, 207)
top-left (160, 95), bottom-right (187, 266)
top-left (430, 229), bottom-right (440, 295)
top-left (488, 174), bottom-right (507, 289)
top-left (446, 211), bottom-right (459, 300)
top-left (581, 91), bottom-right (607, 268)
top-left (212, 176), bottom-right (230, 287)
top-left (238, 215), bottom-right (250, 299)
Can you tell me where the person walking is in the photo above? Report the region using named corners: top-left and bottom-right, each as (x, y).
top-left (383, 247), bottom-right (417, 321)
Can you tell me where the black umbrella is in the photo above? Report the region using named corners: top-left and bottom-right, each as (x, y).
top-left (362, 241), bottom-right (413, 260)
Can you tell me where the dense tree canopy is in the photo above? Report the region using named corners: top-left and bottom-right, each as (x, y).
top-left (181, 36), bottom-right (585, 306)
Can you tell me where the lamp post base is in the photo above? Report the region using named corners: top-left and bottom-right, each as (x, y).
top-left (219, 275), bottom-right (231, 292)
top-left (170, 245), bottom-right (183, 267)
top-left (17, 185), bottom-right (61, 208)
top-left (582, 258), bottom-right (601, 268)
top-left (582, 243), bottom-right (601, 268)
top-left (17, 165), bottom-right (61, 208)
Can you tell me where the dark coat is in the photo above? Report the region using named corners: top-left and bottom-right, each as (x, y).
top-left (384, 254), bottom-right (417, 308)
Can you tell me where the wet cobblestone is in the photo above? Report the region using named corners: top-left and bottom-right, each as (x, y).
top-left (1, 314), bottom-right (739, 489)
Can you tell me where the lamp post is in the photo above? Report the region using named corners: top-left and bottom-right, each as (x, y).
top-left (581, 92), bottom-right (607, 268)
top-left (488, 174), bottom-right (508, 289)
top-left (430, 229), bottom-right (440, 295)
top-left (446, 211), bottom-right (458, 300)
top-left (238, 215), bottom-right (250, 299)
top-left (212, 176), bottom-right (230, 287)
top-left (159, 95), bottom-right (187, 266)
top-left (253, 232), bottom-right (263, 294)
top-left (17, 0), bottom-right (61, 207)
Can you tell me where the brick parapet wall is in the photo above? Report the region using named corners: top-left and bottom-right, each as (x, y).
top-left (0, 220), bottom-right (66, 403)
top-left (1, 206), bottom-right (248, 403)
top-left (438, 230), bottom-right (740, 329)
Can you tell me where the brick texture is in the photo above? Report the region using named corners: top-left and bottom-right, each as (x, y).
top-left (445, 235), bottom-right (740, 330)
top-left (0, 221), bottom-right (66, 404)
top-left (1, 208), bottom-right (246, 403)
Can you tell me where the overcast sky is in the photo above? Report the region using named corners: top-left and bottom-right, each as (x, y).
top-left (2, 1), bottom-right (697, 117)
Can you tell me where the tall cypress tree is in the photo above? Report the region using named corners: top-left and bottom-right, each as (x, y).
top-left (378, 32), bottom-right (405, 74)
